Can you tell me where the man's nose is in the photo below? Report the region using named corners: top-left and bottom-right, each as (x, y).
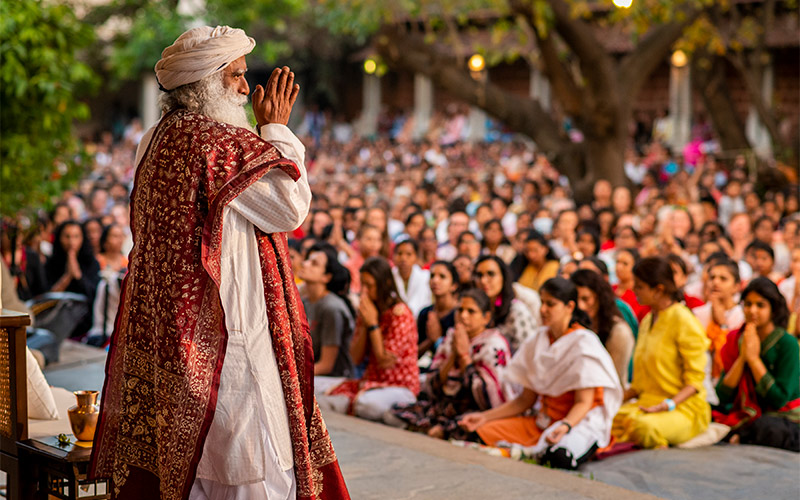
top-left (240, 78), bottom-right (250, 96)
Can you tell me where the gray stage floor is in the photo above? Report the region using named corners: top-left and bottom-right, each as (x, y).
top-left (37, 341), bottom-right (800, 500)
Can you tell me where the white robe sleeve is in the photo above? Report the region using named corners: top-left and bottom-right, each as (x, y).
top-left (227, 123), bottom-right (311, 234)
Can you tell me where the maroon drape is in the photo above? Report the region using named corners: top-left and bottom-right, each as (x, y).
top-left (90, 109), bottom-right (349, 500)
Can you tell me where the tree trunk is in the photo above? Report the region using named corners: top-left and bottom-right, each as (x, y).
top-left (692, 54), bottom-right (750, 151)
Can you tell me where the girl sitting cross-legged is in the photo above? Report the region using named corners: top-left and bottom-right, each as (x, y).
top-left (459, 277), bottom-right (622, 470)
top-left (714, 277), bottom-right (799, 452)
top-left (388, 288), bottom-right (512, 439)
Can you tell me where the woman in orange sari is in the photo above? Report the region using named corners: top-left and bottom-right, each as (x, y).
top-left (459, 278), bottom-right (622, 470)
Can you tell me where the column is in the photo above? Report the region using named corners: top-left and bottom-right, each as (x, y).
top-left (745, 63), bottom-right (774, 159)
top-left (668, 64), bottom-right (692, 152)
top-left (529, 66), bottom-right (551, 112)
top-left (466, 107), bottom-right (487, 142)
top-left (355, 73), bottom-right (380, 137)
top-left (140, 74), bottom-right (160, 130)
top-left (412, 74), bottom-right (433, 140)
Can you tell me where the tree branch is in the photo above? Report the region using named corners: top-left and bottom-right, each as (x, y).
top-left (529, 23), bottom-right (583, 117)
top-left (618, 8), bottom-right (704, 98)
top-left (375, 27), bottom-right (574, 169)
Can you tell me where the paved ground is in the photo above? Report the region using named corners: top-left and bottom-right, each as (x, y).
top-left (38, 341), bottom-right (800, 500)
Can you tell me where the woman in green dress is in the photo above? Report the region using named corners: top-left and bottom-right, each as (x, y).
top-left (714, 277), bottom-right (800, 452)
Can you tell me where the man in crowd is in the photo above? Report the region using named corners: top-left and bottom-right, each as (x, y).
top-left (90, 25), bottom-right (348, 500)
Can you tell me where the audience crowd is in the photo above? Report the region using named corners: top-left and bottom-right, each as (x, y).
top-left (3, 108), bottom-right (799, 469)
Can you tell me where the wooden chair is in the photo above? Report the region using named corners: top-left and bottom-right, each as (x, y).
top-left (0, 309), bottom-right (31, 500)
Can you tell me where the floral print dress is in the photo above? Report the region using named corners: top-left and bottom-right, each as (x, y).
top-left (391, 327), bottom-right (511, 439)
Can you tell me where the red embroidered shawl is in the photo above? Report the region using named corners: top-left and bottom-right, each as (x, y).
top-left (89, 109), bottom-right (349, 500)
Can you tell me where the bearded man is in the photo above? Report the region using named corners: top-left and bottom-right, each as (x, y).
top-left (89, 26), bottom-right (349, 500)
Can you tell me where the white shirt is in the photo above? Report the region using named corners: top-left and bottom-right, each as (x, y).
top-left (135, 121), bottom-right (311, 494)
top-left (392, 265), bottom-right (431, 318)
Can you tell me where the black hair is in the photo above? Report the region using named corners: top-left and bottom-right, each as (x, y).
top-left (429, 260), bottom-right (459, 294)
top-left (395, 238), bottom-right (420, 255)
top-left (632, 256), bottom-right (682, 302)
top-left (617, 247), bottom-right (641, 264)
top-left (745, 239), bottom-right (775, 261)
top-left (614, 225), bottom-right (640, 242)
top-left (360, 256), bottom-right (402, 314)
top-left (405, 210), bottom-right (425, 226)
top-left (474, 255), bottom-right (514, 326)
top-left (707, 257), bottom-right (741, 283)
top-left (481, 218), bottom-right (511, 247)
top-left (307, 241), bottom-right (356, 320)
top-left (581, 256), bottom-right (609, 277)
top-left (570, 269), bottom-right (621, 344)
top-left (457, 230), bottom-right (477, 246)
top-left (740, 277), bottom-right (790, 329)
top-left (539, 277), bottom-right (593, 330)
top-left (524, 229), bottom-right (558, 260)
top-left (576, 228), bottom-right (600, 256)
top-left (665, 253), bottom-right (688, 276)
top-left (98, 223), bottom-right (119, 254)
top-left (459, 287), bottom-right (492, 315)
top-left (45, 220), bottom-right (98, 286)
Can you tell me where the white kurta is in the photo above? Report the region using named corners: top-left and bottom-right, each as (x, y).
top-left (135, 121), bottom-right (311, 498)
top-left (392, 264), bottom-right (431, 318)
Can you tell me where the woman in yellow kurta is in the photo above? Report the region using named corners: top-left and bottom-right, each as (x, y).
top-left (613, 257), bottom-right (710, 448)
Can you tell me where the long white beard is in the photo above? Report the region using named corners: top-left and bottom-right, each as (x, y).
top-left (199, 76), bottom-right (252, 130)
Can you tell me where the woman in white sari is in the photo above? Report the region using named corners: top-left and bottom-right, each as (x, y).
top-left (460, 277), bottom-right (622, 470)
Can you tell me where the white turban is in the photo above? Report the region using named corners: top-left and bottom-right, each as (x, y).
top-left (155, 25), bottom-right (255, 91)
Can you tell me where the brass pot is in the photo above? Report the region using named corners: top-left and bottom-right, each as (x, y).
top-left (68, 390), bottom-right (100, 442)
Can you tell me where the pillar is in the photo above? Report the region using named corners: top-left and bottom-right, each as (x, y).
top-left (355, 73), bottom-right (380, 137)
top-left (668, 64), bottom-right (692, 152)
top-left (413, 74), bottom-right (433, 140)
top-left (746, 63), bottom-right (774, 159)
top-left (529, 67), bottom-right (552, 112)
top-left (140, 74), bottom-right (160, 130)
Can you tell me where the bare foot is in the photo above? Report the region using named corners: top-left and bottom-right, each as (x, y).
top-left (729, 434), bottom-right (740, 445)
top-left (427, 425), bottom-right (445, 439)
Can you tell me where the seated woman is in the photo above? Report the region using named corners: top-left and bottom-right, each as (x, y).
top-left (570, 269), bottom-right (634, 386)
top-left (613, 257), bottom-right (710, 449)
top-left (86, 224), bottom-right (130, 346)
top-left (391, 238), bottom-right (431, 318)
top-left (417, 260), bottom-right (459, 363)
top-left (691, 257), bottom-right (745, 405)
top-left (473, 255), bottom-right (539, 353)
top-left (714, 277), bottom-right (799, 452)
top-left (390, 288), bottom-right (512, 438)
top-left (45, 221), bottom-right (101, 338)
top-left (480, 218), bottom-right (516, 264)
top-left (459, 278), bottom-right (622, 470)
top-left (614, 247), bottom-right (649, 322)
top-left (512, 230), bottom-right (559, 292)
top-left (316, 256), bottom-right (419, 420)
top-left (299, 242), bottom-right (355, 378)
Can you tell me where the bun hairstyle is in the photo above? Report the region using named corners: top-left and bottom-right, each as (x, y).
top-left (741, 277), bottom-right (790, 329)
top-left (632, 256), bottom-right (683, 302)
top-left (539, 277), bottom-right (593, 330)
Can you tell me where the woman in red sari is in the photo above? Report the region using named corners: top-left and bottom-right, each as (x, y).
top-left (316, 256), bottom-right (420, 421)
top-left (714, 277), bottom-right (799, 451)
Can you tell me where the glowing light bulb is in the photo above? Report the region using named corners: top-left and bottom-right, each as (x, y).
top-left (364, 59), bottom-right (377, 74)
top-left (468, 54), bottom-right (485, 73)
top-left (671, 50), bottom-right (688, 68)
top-left (613, 0), bottom-right (633, 8)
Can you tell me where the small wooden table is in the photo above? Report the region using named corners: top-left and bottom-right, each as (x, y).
top-left (17, 435), bottom-right (110, 499)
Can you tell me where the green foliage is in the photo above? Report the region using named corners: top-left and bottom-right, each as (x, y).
top-left (107, 4), bottom-right (192, 81)
top-left (106, 0), bottom-right (307, 84)
top-left (0, 0), bottom-right (98, 218)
